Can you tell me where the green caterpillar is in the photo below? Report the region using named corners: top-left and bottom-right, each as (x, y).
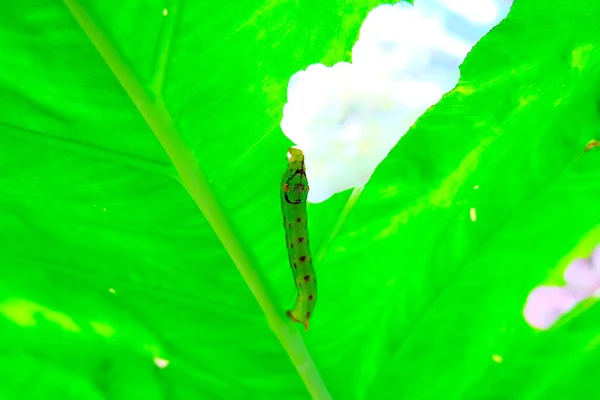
top-left (280, 147), bottom-right (316, 331)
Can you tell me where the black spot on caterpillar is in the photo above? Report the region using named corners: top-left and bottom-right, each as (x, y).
top-left (280, 147), bottom-right (316, 332)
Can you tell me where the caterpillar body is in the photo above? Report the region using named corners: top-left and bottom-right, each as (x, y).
top-left (281, 147), bottom-right (316, 331)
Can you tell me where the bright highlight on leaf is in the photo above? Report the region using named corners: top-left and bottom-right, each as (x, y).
top-left (154, 357), bottom-right (170, 369)
top-left (469, 207), bottom-right (477, 222)
top-left (280, 0), bottom-right (512, 203)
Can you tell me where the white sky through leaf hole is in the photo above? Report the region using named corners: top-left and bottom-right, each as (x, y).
top-left (280, 0), bottom-right (513, 203)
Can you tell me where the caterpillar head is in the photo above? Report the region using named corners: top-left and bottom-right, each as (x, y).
top-left (288, 147), bottom-right (305, 163)
top-left (283, 147), bottom-right (309, 204)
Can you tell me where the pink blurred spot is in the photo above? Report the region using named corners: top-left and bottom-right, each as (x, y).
top-left (523, 286), bottom-right (583, 330)
top-left (563, 258), bottom-right (600, 296)
top-left (591, 245), bottom-right (600, 272)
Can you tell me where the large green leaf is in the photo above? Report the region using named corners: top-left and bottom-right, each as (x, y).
top-left (1, 0), bottom-right (599, 400)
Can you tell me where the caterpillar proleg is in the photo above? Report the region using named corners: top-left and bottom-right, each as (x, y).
top-left (280, 147), bottom-right (316, 331)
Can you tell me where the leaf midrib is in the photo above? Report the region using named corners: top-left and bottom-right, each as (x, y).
top-left (59, 1), bottom-right (331, 398)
